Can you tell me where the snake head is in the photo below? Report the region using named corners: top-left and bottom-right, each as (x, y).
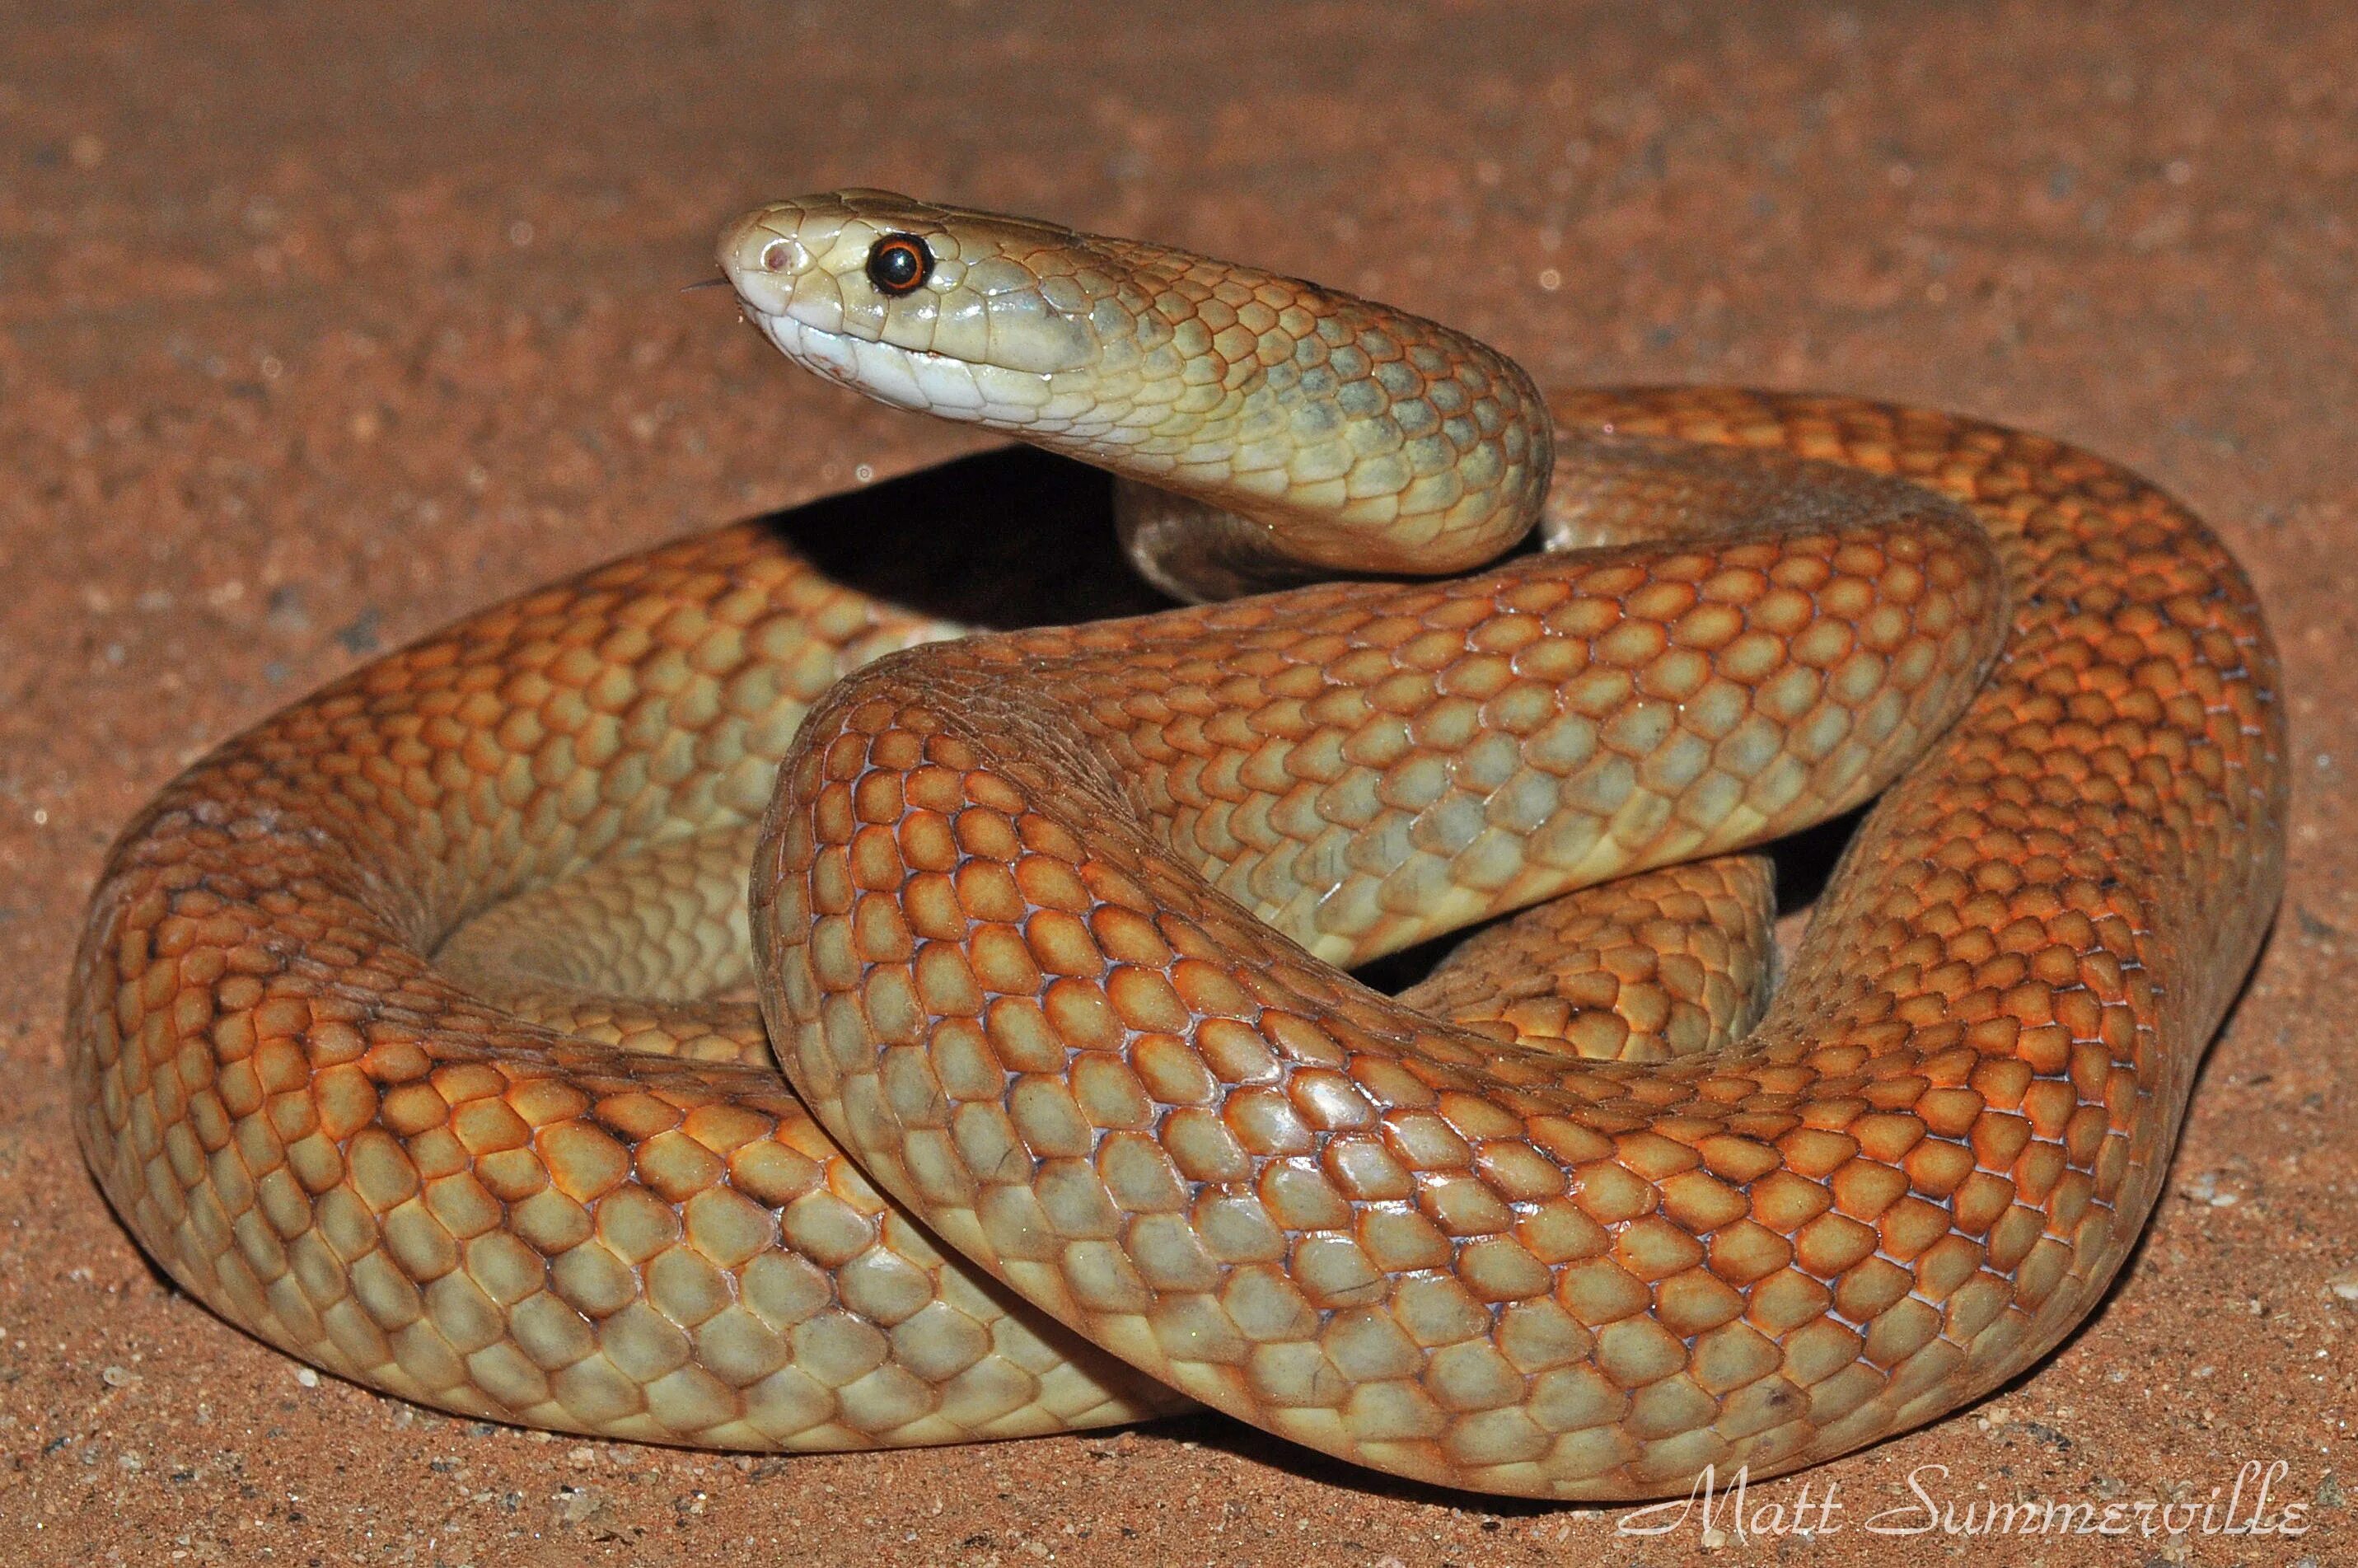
top-left (717, 189), bottom-right (1111, 414)
top-left (718, 190), bottom-right (1554, 578)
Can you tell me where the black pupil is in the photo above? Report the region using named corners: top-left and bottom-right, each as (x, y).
top-left (869, 236), bottom-right (928, 293)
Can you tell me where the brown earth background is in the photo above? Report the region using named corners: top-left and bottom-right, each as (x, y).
top-left (3, 3), bottom-right (2354, 1565)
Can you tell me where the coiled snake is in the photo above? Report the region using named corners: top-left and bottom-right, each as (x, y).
top-left (68, 190), bottom-right (2285, 1499)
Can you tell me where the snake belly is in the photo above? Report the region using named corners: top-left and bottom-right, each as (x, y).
top-left (68, 190), bottom-right (2285, 1500)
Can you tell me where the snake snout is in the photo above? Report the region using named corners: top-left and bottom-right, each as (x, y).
top-left (714, 204), bottom-right (816, 317)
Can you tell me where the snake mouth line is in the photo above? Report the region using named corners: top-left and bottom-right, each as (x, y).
top-left (748, 305), bottom-right (1056, 423)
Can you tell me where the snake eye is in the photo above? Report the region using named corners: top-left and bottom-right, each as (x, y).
top-left (865, 233), bottom-right (933, 297)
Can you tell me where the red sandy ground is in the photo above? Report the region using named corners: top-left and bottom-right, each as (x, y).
top-left (2, 5), bottom-right (2352, 1565)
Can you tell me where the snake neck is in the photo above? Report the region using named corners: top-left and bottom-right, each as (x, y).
top-left (1064, 238), bottom-right (1555, 583)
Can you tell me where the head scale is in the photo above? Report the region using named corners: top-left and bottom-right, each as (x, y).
top-left (715, 189), bottom-right (1122, 411)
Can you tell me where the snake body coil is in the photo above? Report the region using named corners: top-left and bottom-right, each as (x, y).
top-left (69, 191), bottom-right (2285, 1499)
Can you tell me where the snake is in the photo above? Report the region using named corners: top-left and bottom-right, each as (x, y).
top-left (67, 190), bottom-right (2286, 1500)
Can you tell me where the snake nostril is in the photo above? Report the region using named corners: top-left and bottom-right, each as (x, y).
top-left (760, 239), bottom-right (796, 273)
